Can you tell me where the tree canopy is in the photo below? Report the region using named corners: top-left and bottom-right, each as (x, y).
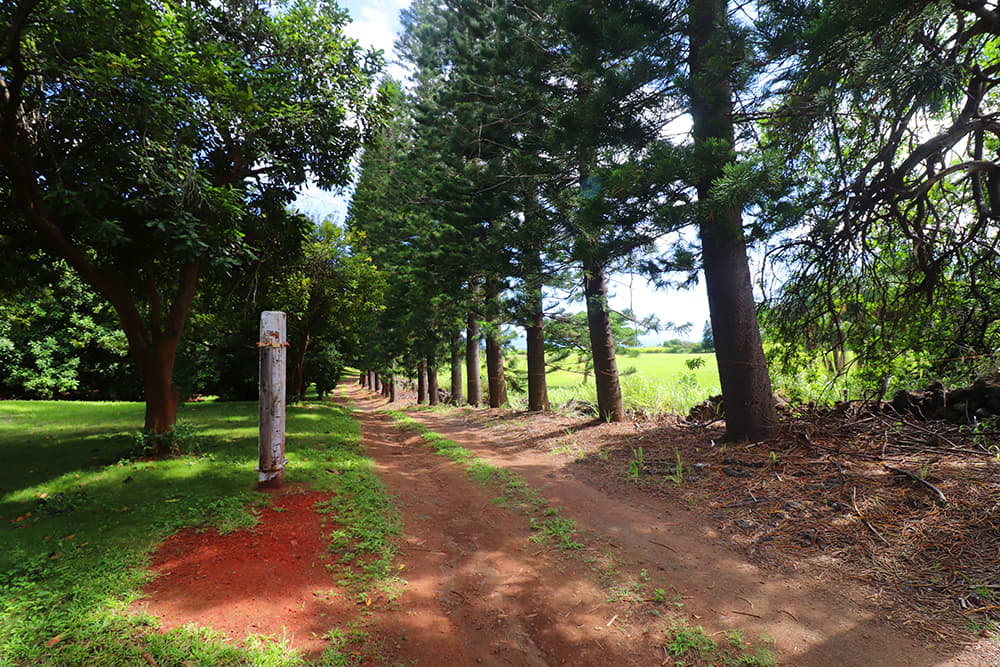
top-left (0, 0), bottom-right (387, 442)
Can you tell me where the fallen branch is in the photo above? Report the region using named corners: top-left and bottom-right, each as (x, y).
top-left (852, 487), bottom-right (890, 545)
top-left (778, 609), bottom-right (799, 623)
top-left (648, 539), bottom-right (677, 552)
top-left (883, 465), bottom-right (947, 503)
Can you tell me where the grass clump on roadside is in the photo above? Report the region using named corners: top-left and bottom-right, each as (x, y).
top-left (0, 399), bottom-right (396, 666)
top-left (529, 515), bottom-right (582, 550)
top-left (664, 621), bottom-right (777, 667)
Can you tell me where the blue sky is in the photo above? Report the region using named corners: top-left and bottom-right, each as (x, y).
top-left (293, 0), bottom-right (712, 344)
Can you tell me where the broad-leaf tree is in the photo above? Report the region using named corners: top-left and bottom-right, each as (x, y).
top-left (0, 0), bottom-right (384, 441)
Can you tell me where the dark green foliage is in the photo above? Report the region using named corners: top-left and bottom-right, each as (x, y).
top-left (0, 262), bottom-right (139, 399)
top-left (309, 344), bottom-right (346, 399)
top-left (0, 0), bottom-right (386, 431)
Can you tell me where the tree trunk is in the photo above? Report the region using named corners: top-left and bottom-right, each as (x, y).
top-left (427, 355), bottom-right (439, 406)
top-left (417, 360), bottom-right (428, 404)
top-left (450, 331), bottom-right (464, 405)
top-left (359, 371), bottom-right (366, 387)
top-left (466, 313), bottom-right (482, 406)
top-left (368, 370), bottom-right (376, 390)
top-left (524, 240), bottom-right (549, 412)
top-left (1, 117), bottom-right (202, 443)
top-left (141, 340), bottom-right (181, 437)
top-left (289, 331), bottom-right (310, 403)
top-left (389, 374), bottom-right (397, 402)
top-left (525, 266), bottom-right (549, 412)
top-left (689, 0), bottom-right (778, 441)
top-left (583, 261), bottom-right (625, 422)
top-left (485, 278), bottom-right (507, 408)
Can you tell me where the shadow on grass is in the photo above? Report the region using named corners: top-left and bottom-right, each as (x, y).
top-left (0, 399), bottom-right (381, 665)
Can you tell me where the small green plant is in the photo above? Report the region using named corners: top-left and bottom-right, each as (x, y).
top-left (664, 620), bottom-right (776, 666)
top-left (628, 446), bottom-right (646, 481)
top-left (529, 516), bottom-right (583, 550)
top-left (685, 357), bottom-right (706, 370)
top-left (551, 428), bottom-right (585, 458)
top-left (666, 449), bottom-right (684, 485)
top-left (670, 589), bottom-right (686, 609)
top-left (665, 622), bottom-right (715, 659)
top-left (651, 587), bottom-right (666, 603)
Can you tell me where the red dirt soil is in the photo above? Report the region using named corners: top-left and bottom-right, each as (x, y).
top-left (139, 489), bottom-right (347, 660)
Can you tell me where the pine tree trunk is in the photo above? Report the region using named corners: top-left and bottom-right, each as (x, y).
top-left (368, 370), bottom-right (376, 390)
top-left (485, 278), bottom-right (507, 408)
top-left (525, 273), bottom-right (549, 412)
top-left (427, 355), bottom-right (439, 406)
top-left (450, 331), bottom-right (464, 405)
top-left (374, 373), bottom-right (381, 393)
top-left (466, 314), bottom-right (482, 406)
top-left (389, 375), bottom-right (398, 402)
top-left (417, 360), bottom-right (427, 404)
top-left (359, 371), bottom-right (366, 387)
top-left (690, 0), bottom-right (777, 441)
top-left (526, 315), bottom-right (548, 412)
top-left (583, 260), bottom-right (625, 422)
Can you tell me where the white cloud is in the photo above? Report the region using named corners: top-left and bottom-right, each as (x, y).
top-left (345, 5), bottom-right (399, 58)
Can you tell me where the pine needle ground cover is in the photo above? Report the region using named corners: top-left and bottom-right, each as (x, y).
top-left (0, 400), bottom-right (397, 665)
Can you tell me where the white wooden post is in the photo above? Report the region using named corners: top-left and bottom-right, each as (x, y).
top-left (258, 311), bottom-right (287, 488)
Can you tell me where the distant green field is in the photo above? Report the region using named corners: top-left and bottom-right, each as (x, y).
top-left (506, 348), bottom-right (719, 389)
top-left (426, 348), bottom-right (722, 415)
top-left (350, 349), bottom-right (722, 414)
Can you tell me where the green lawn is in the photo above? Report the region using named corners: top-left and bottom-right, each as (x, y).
top-left (0, 398), bottom-right (397, 665)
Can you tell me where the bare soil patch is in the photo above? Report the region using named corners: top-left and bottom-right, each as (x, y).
top-left (140, 488), bottom-right (347, 661)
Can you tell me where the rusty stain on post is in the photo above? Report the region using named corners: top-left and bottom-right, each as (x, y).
top-left (258, 311), bottom-right (287, 488)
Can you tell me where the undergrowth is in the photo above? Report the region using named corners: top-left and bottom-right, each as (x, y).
top-left (0, 399), bottom-right (398, 665)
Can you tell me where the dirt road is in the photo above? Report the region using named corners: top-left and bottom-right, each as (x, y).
top-left (343, 383), bottom-right (992, 666)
